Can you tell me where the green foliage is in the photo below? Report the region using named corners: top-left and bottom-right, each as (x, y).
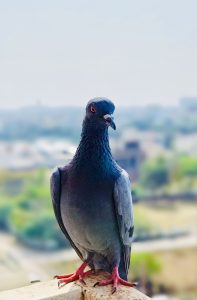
top-left (141, 157), bottom-right (170, 190)
top-left (131, 252), bottom-right (161, 278)
top-left (139, 154), bottom-right (197, 194)
top-left (177, 156), bottom-right (197, 177)
top-left (9, 209), bottom-right (67, 250)
top-left (0, 201), bottom-right (13, 230)
top-left (133, 208), bottom-right (153, 237)
top-left (0, 169), bottom-right (68, 250)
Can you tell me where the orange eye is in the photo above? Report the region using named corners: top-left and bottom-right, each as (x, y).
top-left (90, 106), bottom-right (96, 113)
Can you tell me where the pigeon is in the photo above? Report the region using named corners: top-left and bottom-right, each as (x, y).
top-left (50, 98), bottom-right (135, 293)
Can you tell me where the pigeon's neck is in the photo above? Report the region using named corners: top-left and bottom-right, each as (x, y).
top-left (71, 118), bottom-right (118, 176)
top-left (74, 119), bottom-right (112, 161)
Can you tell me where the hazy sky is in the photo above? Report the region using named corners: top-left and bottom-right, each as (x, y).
top-left (0, 0), bottom-right (197, 108)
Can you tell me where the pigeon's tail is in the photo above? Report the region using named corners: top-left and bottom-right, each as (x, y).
top-left (118, 247), bottom-right (131, 280)
top-left (118, 250), bottom-right (128, 280)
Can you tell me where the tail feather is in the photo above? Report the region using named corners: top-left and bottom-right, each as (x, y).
top-left (119, 247), bottom-right (131, 280)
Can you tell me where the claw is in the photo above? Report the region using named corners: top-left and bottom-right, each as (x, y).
top-left (93, 282), bottom-right (99, 287)
top-left (79, 278), bottom-right (87, 285)
top-left (94, 266), bottom-right (136, 294)
top-left (54, 261), bottom-right (94, 287)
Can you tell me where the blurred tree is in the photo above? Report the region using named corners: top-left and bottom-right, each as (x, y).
top-left (131, 252), bottom-right (161, 277)
top-left (0, 169), bottom-right (69, 250)
top-left (0, 201), bottom-right (12, 230)
top-left (178, 156), bottom-right (197, 177)
top-left (130, 252), bottom-right (161, 295)
top-left (141, 157), bottom-right (170, 191)
top-left (9, 206), bottom-right (68, 250)
top-left (170, 155), bottom-right (197, 192)
top-left (133, 208), bottom-right (153, 240)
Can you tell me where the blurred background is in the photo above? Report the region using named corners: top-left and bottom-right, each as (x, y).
top-left (0, 1), bottom-right (197, 299)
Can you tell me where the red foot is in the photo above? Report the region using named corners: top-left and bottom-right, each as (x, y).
top-left (94, 266), bottom-right (137, 294)
top-left (54, 262), bottom-right (93, 287)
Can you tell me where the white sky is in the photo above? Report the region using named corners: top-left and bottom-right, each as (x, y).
top-left (0, 0), bottom-right (197, 108)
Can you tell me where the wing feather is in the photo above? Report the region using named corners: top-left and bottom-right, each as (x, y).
top-left (50, 167), bottom-right (83, 260)
top-left (113, 169), bottom-right (134, 275)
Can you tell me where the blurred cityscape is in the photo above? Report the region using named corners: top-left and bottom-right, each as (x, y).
top-left (0, 98), bottom-right (197, 299)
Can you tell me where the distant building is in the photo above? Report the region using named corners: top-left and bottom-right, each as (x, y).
top-left (0, 140), bottom-right (76, 170)
top-left (113, 140), bottom-right (143, 181)
top-left (111, 128), bottom-right (169, 181)
top-left (175, 133), bottom-right (197, 155)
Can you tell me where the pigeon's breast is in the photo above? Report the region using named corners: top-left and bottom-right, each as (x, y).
top-left (60, 177), bottom-right (120, 253)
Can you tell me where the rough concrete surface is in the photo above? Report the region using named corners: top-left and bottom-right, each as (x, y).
top-left (0, 273), bottom-right (151, 300)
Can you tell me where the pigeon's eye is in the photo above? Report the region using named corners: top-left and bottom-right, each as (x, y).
top-left (90, 106), bottom-right (96, 113)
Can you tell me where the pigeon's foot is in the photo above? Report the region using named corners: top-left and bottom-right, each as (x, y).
top-left (54, 262), bottom-right (93, 288)
top-left (93, 266), bottom-right (137, 294)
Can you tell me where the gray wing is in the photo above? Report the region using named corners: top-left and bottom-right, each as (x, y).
top-left (113, 169), bottom-right (134, 275)
top-left (50, 167), bottom-right (83, 261)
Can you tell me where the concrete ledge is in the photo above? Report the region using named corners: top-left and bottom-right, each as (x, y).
top-left (0, 273), bottom-right (151, 300)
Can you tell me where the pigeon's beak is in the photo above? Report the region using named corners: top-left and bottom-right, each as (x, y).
top-left (103, 114), bottom-right (116, 130)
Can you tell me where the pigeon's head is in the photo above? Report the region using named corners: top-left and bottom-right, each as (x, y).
top-left (85, 97), bottom-right (116, 130)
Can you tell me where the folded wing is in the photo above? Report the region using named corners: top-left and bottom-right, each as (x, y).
top-left (50, 167), bottom-right (83, 260)
top-left (113, 169), bottom-right (134, 275)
